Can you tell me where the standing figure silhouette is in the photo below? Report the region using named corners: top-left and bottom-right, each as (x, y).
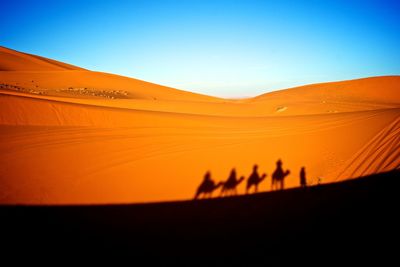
top-left (300, 167), bottom-right (307, 188)
top-left (246, 165), bottom-right (267, 194)
top-left (194, 171), bottom-right (223, 199)
top-left (271, 159), bottom-right (290, 190)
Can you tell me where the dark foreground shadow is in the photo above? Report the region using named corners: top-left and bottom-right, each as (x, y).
top-left (0, 170), bottom-right (399, 265)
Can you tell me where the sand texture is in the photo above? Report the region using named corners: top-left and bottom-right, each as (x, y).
top-left (1, 46), bottom-right (399, 204)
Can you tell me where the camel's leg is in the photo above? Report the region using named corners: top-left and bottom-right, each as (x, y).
top-left (248, 185), bottom-right (252, 194)
top-left (197, 192), bottom-right (202, 199)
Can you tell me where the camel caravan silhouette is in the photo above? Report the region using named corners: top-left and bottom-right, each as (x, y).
top-left (194, 159), bottom-right (295, 199)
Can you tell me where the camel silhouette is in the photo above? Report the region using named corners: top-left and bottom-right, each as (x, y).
top-left (194, 171), bottom-right (223, 199)
top-left (220, 168), bottom-right (245, 197)
top-left (246, 165), bottom-right (267, 194)
top-left (271, 159), bottom-right (290, 190)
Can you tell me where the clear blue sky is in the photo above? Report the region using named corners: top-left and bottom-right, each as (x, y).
top-left (1, 0), bottom-right (399, 97)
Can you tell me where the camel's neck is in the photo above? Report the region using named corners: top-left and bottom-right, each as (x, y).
top-left (215, 182), bottom-right (224, 188)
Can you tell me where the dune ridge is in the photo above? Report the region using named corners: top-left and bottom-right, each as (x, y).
top-left (0, 46), bottom-right (83, 71)
top-left (0, 46), bottom-right (399, 204)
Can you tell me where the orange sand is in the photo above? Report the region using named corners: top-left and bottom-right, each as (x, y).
top-left (0, 46), bottom-right (399, 204)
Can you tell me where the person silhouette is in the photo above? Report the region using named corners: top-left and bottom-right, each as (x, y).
top-left (227, 168), bottom-right (237, 184)
top-left (221, 168), bottom-right (236, 196)
top-left (271, 159), bottom-right (290, 190)
top-left (246, 164), bottom-right (266, 194)
top-left (300, 167), bottom-right (307, 188)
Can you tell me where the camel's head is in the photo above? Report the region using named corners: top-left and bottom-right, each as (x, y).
top-left (261, 173), bottom-right (267, 178)
top-left (285, 170), bottom-right (291, 176)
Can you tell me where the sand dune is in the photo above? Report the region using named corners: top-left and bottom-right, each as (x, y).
top-left (0, 46), bottom-right (83, 71)
top-left (0, 46), bottom-right (399, 204)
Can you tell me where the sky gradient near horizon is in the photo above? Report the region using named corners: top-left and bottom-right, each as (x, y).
top-left (1, 0), bottom-right (399, 97)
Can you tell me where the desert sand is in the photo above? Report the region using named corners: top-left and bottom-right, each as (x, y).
top-left (0, 46), bottom-right (399, 204)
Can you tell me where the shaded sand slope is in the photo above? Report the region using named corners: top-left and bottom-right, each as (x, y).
top-left (0, 46), bottom-right (399, 204)
top-left (1, 171), bottom-right (399, 264)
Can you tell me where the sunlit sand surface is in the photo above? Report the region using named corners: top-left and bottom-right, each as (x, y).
top-left (1, 46), bottom-right (399, 204)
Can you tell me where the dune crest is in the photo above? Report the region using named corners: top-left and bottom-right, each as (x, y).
top-left (0, 46), bottom-right (83, 71)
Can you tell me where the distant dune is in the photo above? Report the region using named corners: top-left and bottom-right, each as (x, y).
top-left (0, 46), bottom-right (399, 204)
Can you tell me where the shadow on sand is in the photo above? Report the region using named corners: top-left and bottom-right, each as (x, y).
top-left (1, 170), bottom-right (398, 265)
